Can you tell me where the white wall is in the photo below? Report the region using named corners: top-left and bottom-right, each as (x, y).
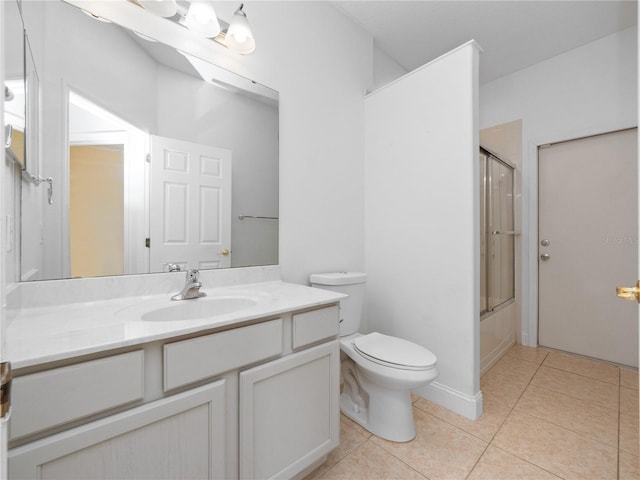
top-left (239, 2), bottom-right (371, 284)
top-left (372, 43), bottom-right (407, 91)
top-left (480, 26), bottom-right (638, 346)
top-left (365, 42), bottom-right (482, 419)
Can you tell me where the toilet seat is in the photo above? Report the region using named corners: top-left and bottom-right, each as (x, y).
top-left (354, 332), bottom-right (437, 371)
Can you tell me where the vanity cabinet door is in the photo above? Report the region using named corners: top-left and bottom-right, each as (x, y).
top-left (239, 341), bottom-right (340, 480)
top-left (9, 381), bottom-right (226, 480)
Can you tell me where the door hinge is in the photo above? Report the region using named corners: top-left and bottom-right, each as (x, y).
top-left (145, 238), bottom-right (150, 248)
top-left (1, 362), bottom-right (12, 420)
top-left (145, 153), bottom-right (151, 163)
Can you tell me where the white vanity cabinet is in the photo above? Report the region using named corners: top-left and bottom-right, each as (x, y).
top-left (239, 341), bottom-right (340, 480)
top-left (7, 303), bottom-right (341, 480)
top-left (9, 381), bottom-right (227, 480)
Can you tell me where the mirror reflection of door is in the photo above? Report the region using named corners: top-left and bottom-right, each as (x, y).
top-left (149, 135), bottom-right (232, 273)
top-left (68, 92), bottom-right (148, 278)
top-left (68, 92), bottom-right (234, 278)
top-left (69, 144), bottom-right (124, 277)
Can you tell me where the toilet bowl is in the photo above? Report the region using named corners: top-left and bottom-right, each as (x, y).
top-left (340, 332), bottom-right (438, 442)
top-left (310, 272), bottom-right (439, 442)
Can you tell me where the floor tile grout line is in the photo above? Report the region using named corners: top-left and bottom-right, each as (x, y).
top-left (518, 352), bottom-right (620, 452)
top-left (510, 405), bottom-right (619, 451)
top-left (484, 444), bottom-right (569, 480)
top-left (541, 363), bottom-right (621, 387)
top-left (313, 439), bottom-right (369, 479)
top-left (493, 350), bottom-right (618, 478)
top-left (524, 381), bottom-right (620, 415)
top-left (364, 435), bottom-right (434, 479)
top-left (466, 351), bottom-right (549, 479)
top-left (463, 439), bottom-right (492, 480)
top-left (315, 346), bottom-right (632, 479)
top-left (520, 353), bottom-right (621, 478)
top-left (411, 397), bottom-right (506, 446)
top-left (503, 352), bottom-right (549, 368)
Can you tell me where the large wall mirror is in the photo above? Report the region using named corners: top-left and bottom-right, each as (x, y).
top-left (4, 0), bottom-right (26, 170)
top-left (14, 0), bottom-right (279, 281)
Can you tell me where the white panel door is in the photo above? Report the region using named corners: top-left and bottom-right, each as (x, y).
top-left (149, 136), bottom-right (231, 272)
top-left (538, 128), bottom-right (638, 367)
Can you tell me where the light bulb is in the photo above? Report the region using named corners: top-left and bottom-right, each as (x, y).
top-left (226, 4), bottom-right (255, 54)
top-left (234, 30), bottom-right (247, 43)
top-left (139, 0), bottom-right (177, 18)
top-left (185, 1), bottom-right (221, 38)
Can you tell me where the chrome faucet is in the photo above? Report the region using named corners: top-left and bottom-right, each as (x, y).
top-left (171, 269), bottom-right (207, 301)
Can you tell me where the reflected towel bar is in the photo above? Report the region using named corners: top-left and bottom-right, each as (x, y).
top-left (238, 214), bottom-right (278, 220)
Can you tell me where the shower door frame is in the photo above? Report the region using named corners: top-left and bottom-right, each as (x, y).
top-left (480, 146), bottom-right (516, 320)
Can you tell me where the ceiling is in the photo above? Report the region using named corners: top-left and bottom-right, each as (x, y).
top-left (331, 1), bottom-right (637, 84)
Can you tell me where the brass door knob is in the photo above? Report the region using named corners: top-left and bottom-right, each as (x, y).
top-left (616, 281), bottom-right (640, 303)
top-left (218, 249), bottom-right (230, 256)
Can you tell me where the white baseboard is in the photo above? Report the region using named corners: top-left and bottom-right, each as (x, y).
top-left (413, 381), bottom-right (483, 420)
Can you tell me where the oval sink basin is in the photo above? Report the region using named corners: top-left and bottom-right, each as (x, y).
top-left (141, 296), bottom-right (257, 322)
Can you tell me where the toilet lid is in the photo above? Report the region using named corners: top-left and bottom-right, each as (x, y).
top-left (353, 332), bottom-right (437, 370)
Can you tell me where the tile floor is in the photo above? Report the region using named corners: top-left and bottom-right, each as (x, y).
top-left (306, 345), bottom-right (639, 479)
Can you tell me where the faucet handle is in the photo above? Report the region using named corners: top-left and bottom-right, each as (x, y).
top-left (187, 269), bottom-right (200, 282)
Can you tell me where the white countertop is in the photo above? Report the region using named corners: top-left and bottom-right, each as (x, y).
top-left (7, 281), bottom-right (345, 370)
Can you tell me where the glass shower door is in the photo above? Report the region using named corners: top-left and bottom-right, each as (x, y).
top-left (480, 148), bottom-right (515, 317)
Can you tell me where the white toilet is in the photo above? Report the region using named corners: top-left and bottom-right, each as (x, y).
top-left (310, 272), bottom-right (438, 442)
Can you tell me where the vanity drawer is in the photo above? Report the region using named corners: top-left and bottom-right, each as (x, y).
top-left (163, 319), bottom-right (283, 391)
top-left (10, 351), bottom-right (145, 440)
top-left (292, 305), bottom-right (340, 350)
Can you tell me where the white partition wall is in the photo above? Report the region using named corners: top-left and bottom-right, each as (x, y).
top-left (364, 41), bottom-right (482, 419)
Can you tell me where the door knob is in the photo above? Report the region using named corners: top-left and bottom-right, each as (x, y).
top-left (218, 249), bottom-right (230, 256)
top-left (540, 253), bottom-right (550, 261)
top-left (616, 281), bottom-right (640, 303)
top-left (540, 239), bottom-right (550, 247)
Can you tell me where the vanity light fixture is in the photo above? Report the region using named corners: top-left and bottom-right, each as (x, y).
top-left (224, 3), bottom-right (256, 55)
top-left (134, 0), bottom-right (256, 54)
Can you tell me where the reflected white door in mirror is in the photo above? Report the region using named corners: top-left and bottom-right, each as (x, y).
top-left (149, 135), bottom-right (232, 272)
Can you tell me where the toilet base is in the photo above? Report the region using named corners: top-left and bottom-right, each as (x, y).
top-left (340, 389), bottom-right (416, 442)
top-left (340, 360), bottom-right (417, 442)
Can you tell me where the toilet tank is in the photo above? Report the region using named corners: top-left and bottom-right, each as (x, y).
top-left (309, 272), bottom-right (367, 336)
